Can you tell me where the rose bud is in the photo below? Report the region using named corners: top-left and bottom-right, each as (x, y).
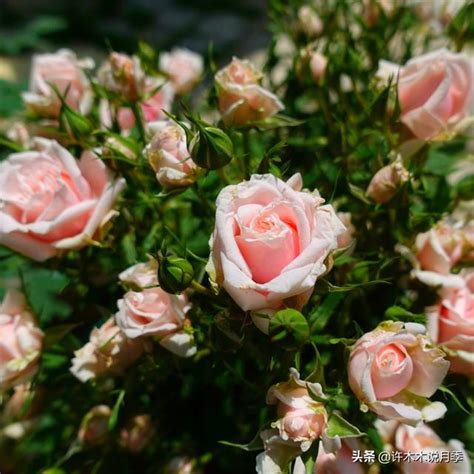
top-left (70, 318), bottom-right (143, 383)
top-left (362, 0), bottom-right (393, 27)
top-left (366, 157), bottom-right (409, 204)
top-left (207, 173), bottom-right (345, 333)
top-left (119, 257), bottom-right (159, 289)
top-left (267, 368), bottom-right (327, 451)
top-left (119, 414), bottom-right (154, 453)
top-left (22, 49), bottom-right (93, 118)
top-left (309, 52), bottom-right (328, 83)
top-left (348, 321), bottom-right (449, 424)
top-left (115, 287), bottom-right (196, 358)
top-left (188, 124), bottom-right (233, 170)
top-left (145, 121), bottom-right (198, 188)
top-left (78, 405), bottom-right (111, 445)
top-left (159, 48), bottom-right (204, 95)
top-left (297, 6), bottom-right (323, 37)
top-left (165, 456), bottom-right (200, 474)
top-left (379, 49), bottom-right (473, 141)
top-left (158, 255), bottom-right (194, 294)
top-left (376, 420), bottom-right (470, 474)
top-left (0, 138), bottom-right (126, 261)
top-left (103, 136), bottom-right (138, 162)
top-left (98, 52), bottom-right (145, 102)
top-left (336, 212), bottom-right (355, 250)
top-left (427, 270), bottom-right (474, 377)
top-left (0, 291), bottom-right (43, 391)
top-left (215, 57), bottom-right (284, 125)
top-left (6, 122), bottom-right (31, 148)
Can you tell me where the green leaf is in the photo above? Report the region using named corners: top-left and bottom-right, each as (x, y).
top-left (384, 306), bottom-right (426, 324)
top-left (308, 293), bottom-right (345, 332)
top-left (44, 323), bottom-right (80, 348)
top-left (21, 268), bottom-right (71, 325)
top-left (326, 412), bottom-right (364, 438)
top-left (269, 309), bottom-right (310, 350)
top-left (439, 385), bottom-right (470, 415)
top-left (108, 390), bottom-right (126, 431)
top-left (348, 182), bottom-right (371, 204)
top-left (252, 114), bottom-right (305, 130)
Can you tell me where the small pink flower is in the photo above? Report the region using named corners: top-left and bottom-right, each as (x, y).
top-left (159, 48), bottom-right (204, 95)
top-left (309, 52), bottom-right (328, 82)
top-left (314, 439), bottom-right (364, 474)
top-left (0, 139), bottom-right (126, 261)
top-left (22, 49), bottom-right (93, 118)
top-left (119, 414), bottom-right (154, 453)
top-left (146, 121), bottom-right (198, 188)
top-left (70, 318), bottom-right (143, 383)
top-left (427, 270), bottom-right (474, 377)
top-left (115, 287), bottom-right (196, 358)
top-left (78, 405), bottom-right (111, 445)
top-left (297, 6), bottom-right (323, 37)
top-left (215, 57), bottom-right (284, 125)
top-left (366, 157), bottom-right (409, 204)
top-left (0, 291), bottom-right (43, 391)
top-left (207, 173), bottom-right (345, 332)
top-left (348, 321), bottom-right (449, 424)
top-left (119, 257), bottom-right (159, 289)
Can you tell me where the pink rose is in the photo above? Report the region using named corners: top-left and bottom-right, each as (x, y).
top-left (297, 6), bottom-right (323, 37)
top-left (22, 49), bottom-right (93, 118)
top-left (215, 57), bottom-right (284, 125)
top-left (314, 439), bottom-right (364, 474)
top-left (309, 52), bottom-right (328, 82)
top-left (427, 270), bottom-right (474, 377)
top-left (119, 414), bottom-right (154, 453)
top-left (98, 52), bottom-right (145, 101)
top-left (366, 157), bottom-right (409, 204)
top-left (119, 257), bottom-right (159, 289)
top-left (78, 405), bottom-right (111, 445)
top-left (146, 121), bottom-right (198, 188)
top-left (377, 420), bottom-right (470, 474)
top-left (100, 80), bottom-right (174, 134)
top-left (267, 368), bottom-right (327, 451)
top-left (70, 318), bottom-right (143, 383)
top-left (0, 139), bottom-right (126, 261)
top-left (413, 221), bottom-right (465, 288)
top-left (396, 49), bottom-right (473, 140)
top-left (115, 287), bottom-right (196, 358)
top-left (0, 291), bottom-right (43, 391)
top-left (207, 173), bottom-right (345, 332)
top-left (159, 48), bottom-right (204, 95)
top-left (348, 321), bottom-right (449, 424)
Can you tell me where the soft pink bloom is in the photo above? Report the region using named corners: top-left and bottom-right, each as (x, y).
top-left (363, 0), bottom-right (393, 27)
top-left (70, 318), bottom-right (143, 383)
top-left (115, 287), bottom-right (196, 358)
top-left (215, 57), bottom-right (284, 125)
top-left (119, 414), bottom-right (154, 453)
top-left (159, 48), bottom-right (204, 95)
top-left (207, 174), bottom-right (345, 332)
top-left (98, 52), bottom-right (145, 101)
top-left (0, 291), bottom-right (43, 391)
top-left (146, 121), bottom-right (198, 188)
top-left (22, 49), bottom-right (93, 118)
top-left (78, 405), bottom-right (111, 445)
top-left (427, 270), bottom-right (474, 377)
top-left (314, 439), bottom-right (364, 474)
top-left (309, 52), bottom-right (328, 82)
top-left (119, 257), bottom-right (159, 289)
top-left (100, 81), bottom-right (174, 134)
top-left (0, 139), bottom-right (126, 261)
top-left (394, 49), bottom-right (472, 140)
top-left (165, 456), bottom-right (198, 474)
top-left (297, 6), bottom-right (323, 37)
top-left (366, 157), bottom-right (409, 204)
top-left (348, 321), bottom-right (449, 424)
top-left (377, 420), bottom-right (470, 474)
top-left (336, 212), bottom-right (355, 249)
top-left (267, 369), bottom-right (327, 452)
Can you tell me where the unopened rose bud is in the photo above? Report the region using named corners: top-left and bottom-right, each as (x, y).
top-left (78, 405), bottom-right (111, 445)
top-left (165, 456), bottom-right (198, 474)
top-left (119, 414), bottom-right (154, 453)
top-left (366, 157), bottom-right (409, 204)
top-left (297, 6), bottom-right (323, 37)
top-left (363, 0), bottom-right (393, 27)
top-left (158, 256), bottom-right (194, 294)
top-left (309, 52), bottom-right (328, 82)
top-left (189, 125), bottom-right (233, 170)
